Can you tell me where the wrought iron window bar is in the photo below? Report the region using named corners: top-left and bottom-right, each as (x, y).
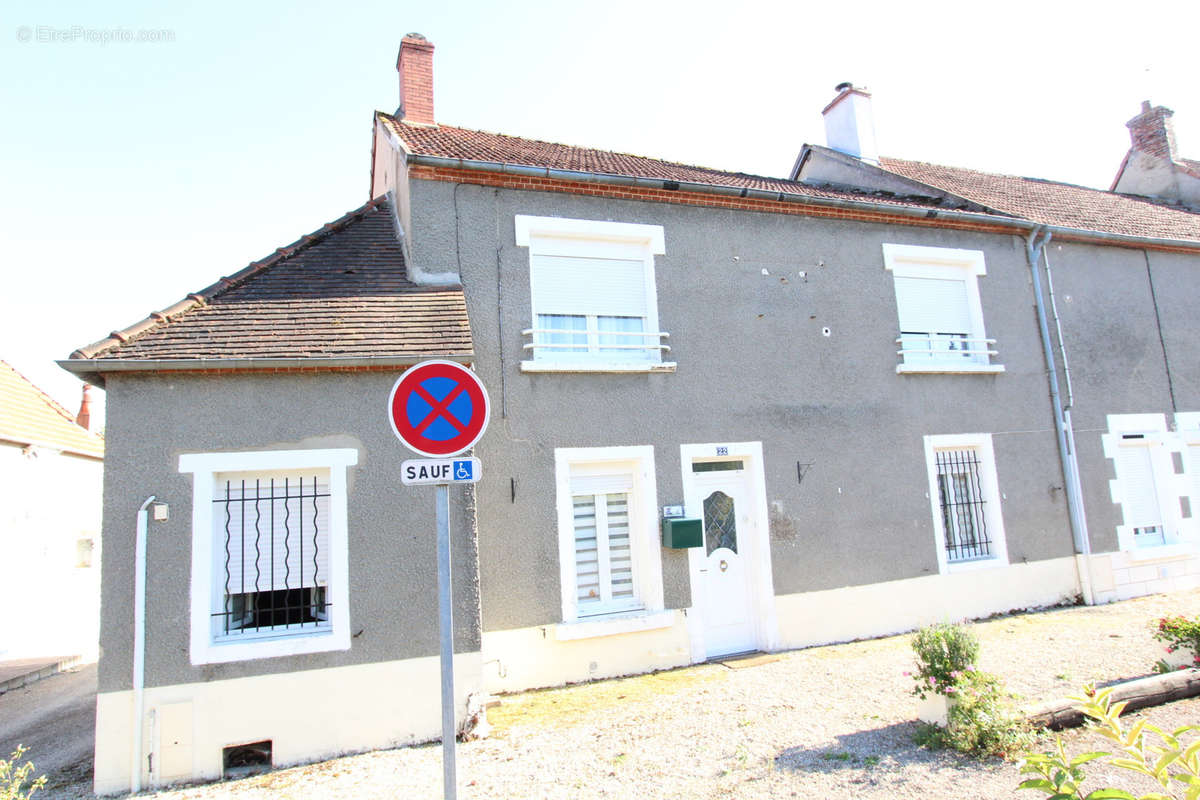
top-left (935, 449), bottom-right (994, 562)
top-left (213, 477), bottom-right (331, 638)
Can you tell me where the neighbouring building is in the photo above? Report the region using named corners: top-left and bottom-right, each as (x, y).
top-left (0, 361), bottom-right (104, 663)
top-left (63, 34), bottom-right (1200, 793)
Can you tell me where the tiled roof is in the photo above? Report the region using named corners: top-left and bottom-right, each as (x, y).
top-left (0, 361), bottom-right (103, 458)
top-left (878, 157), bottom-right (1200, 242)
top-left (70, 196), bottom-right (473, 366)
top-left (382, 113), bottom-right (1200, 245)
top-left (380, 114), bottom-right (990, 214)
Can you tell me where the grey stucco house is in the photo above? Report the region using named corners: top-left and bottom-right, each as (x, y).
top-left (64, 34), bottom-right (1200, 793)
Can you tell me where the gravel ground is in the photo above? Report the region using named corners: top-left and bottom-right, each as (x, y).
top-left (29, 588), bottom-right (1200, 799)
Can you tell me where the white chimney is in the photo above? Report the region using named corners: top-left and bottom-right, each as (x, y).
top-left (822, 83), bottom-right (878, 163)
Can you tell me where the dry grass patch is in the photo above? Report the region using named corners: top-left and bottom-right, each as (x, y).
top-left (487, 663), bottom-right (727, 737)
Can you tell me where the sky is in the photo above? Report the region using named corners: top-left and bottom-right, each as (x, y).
top-left (1, 0), bottom-right (1195, 421)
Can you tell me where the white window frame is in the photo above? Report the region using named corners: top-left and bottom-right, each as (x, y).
top-left (922, 433), bottom-right (1009, 574)
top-left (883, 243), bottom-right (1003, 374)
top-left (180, 448), bottom-right (356, 664)
top-left (1103, 413), bottom-right (1197, 559)
top-left (515, 215), bottom-right (675, 374)
top-left (553, 445), bottom-right (666, 637)
top-left (1177, 412), bottom-right (1200, 541)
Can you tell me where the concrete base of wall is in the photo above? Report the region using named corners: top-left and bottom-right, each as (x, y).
top-left (775, 556), bottom-right (1083, 650)
top-left (481, 611), bottom-right (692, 694)
top-left (93, 652), bottom-right (482, 795)
top-left (480, 551), bottom-right (1200, 696)
top-left (1087, 547), bottom-right (1200, 604)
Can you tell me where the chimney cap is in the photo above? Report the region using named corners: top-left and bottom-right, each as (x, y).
top-left (822, 82), bottom-right (871, 116)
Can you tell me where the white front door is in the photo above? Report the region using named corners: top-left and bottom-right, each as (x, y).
top-left (689, 463), bottom-right (757, 658)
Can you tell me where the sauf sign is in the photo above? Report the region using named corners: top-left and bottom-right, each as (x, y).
top-left (387, 360), bottom-right (489, 800)
top-left (401, 457), bottom-right (481, 485)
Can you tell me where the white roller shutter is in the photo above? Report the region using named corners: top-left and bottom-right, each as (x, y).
top-left (532, 254), bottom-right (647, 318)
top-left (894, 275), bottom-right (971, 334)
top-left (215, 474), bottom-right (331, 593)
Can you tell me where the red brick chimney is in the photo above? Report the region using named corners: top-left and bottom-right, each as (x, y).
top-left (76, 384), bottom-right (93, 431)
top-left (1127, 101), bottom-right (1178, 161)
top-left (397, 33), bottom-right (435, 126)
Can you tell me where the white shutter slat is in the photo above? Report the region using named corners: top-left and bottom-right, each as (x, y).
top-left (894, 275), bottom-right (971, 334)
top-left (605, 493), bottom-right (634, 599)
top-left (532, 254), bottom-right (647, 318)
top-left (573, 495), bottom-right (602, 605)
top-left (1117, 446), bottom-right (1162, 527)
top-left (218, 480), bottom-right (331, 593)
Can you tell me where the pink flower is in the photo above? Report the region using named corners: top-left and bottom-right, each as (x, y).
top-left (1167, 646), bottom-right (1176, 653)
top-left (965, 665), bottom-right (976, 672)
top-left (902, 671), bottom-right (911, 677)
top-left (950, 671), bottom-right (960, 679)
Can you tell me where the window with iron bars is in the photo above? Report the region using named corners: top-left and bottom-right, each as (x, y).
top-left (934, 448), bottom-right (994, 562)
top-left (213, 471), bottom-right (332, 640)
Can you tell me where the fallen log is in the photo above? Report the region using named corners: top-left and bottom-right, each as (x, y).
top-left (1026, 668), bottom-right (1200, 730)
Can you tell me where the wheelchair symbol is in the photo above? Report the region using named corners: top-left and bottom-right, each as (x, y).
top-left (453, 460), bottom-right (473, 481)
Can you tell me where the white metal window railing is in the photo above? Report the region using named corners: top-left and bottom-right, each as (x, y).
top-left (523, 326), bottom-right (671, 360)
top-left (896, 332), bottom-right (997, 366)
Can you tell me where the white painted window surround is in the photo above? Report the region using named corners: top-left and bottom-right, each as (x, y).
top-left (553, 445), bottom-right (666, 639)
top-left (1104, 413), bottom-right (1200, 560)
top-left (922, 433), bottom-right (1009, 574)
top-left (883, 243), bottom-right (1003, 374)
top-left (179, 448), bottom-right (357, 664)
top-left (515, 215), bottom-right (675, 373)
top-left (1179, 413), bottom-right (1200, 536)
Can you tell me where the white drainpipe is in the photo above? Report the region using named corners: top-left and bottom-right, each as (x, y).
top-left (131, 495), bottom-right (155, 793)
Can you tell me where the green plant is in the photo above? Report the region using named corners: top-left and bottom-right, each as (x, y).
top-left (1017, 683), bottom-right (1200, 800)
top-left (0, 746), bottom-right (46, 800)
top-left (915, 669), bottom-right (1035, 758)
top-left (1153, 616), bottom-right (1200, 667)
top-left (910, 622), bottom-right (980, 699)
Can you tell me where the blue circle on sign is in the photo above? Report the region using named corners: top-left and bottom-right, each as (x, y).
top-left (405, 376), bottom-right (475, 441)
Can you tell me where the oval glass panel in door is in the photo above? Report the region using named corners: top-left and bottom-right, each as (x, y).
top-left (703, 491), bottom-right (737, 555)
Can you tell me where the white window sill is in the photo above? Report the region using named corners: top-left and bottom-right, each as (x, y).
top-left (943, 555), bottom-right (1009, 574)
top-left (897, 364), bottom-right (1005, 375)
top-left (555, 609), bottom-right (676, 641)
top-left (521, 360), bottom-right (677, 374)
top-left (193, 628), bottom-right (349, 665)
top-left (1122, 542), bottom-right (1199, 563)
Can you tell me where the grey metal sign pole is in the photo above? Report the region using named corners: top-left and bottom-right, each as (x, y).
top-left (435, 482), bottom-right (457, 800)
top-left (389, 360), bottom-right (489, 800)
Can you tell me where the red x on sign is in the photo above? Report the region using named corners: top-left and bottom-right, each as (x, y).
top-left (388, 360), bottom-right (490, 457)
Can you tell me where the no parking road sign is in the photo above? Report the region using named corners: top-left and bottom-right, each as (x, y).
top-left (388, 360), bottom-right (490, 458)
top-left (387, 359), bottom-right (490, 800)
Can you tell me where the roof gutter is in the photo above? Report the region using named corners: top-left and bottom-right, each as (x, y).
top-left (405, 153), bottom-right (1200, 253)
top-left (57, 353), bottom-right (475, 386)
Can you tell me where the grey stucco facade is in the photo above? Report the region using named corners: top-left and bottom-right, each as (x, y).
top-left (405, 178), bottom-right (1087, 633)
top-left (97, 372), bottom-right (481, 694)
top-left (1032, 243), bottom-right (1200, 555)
